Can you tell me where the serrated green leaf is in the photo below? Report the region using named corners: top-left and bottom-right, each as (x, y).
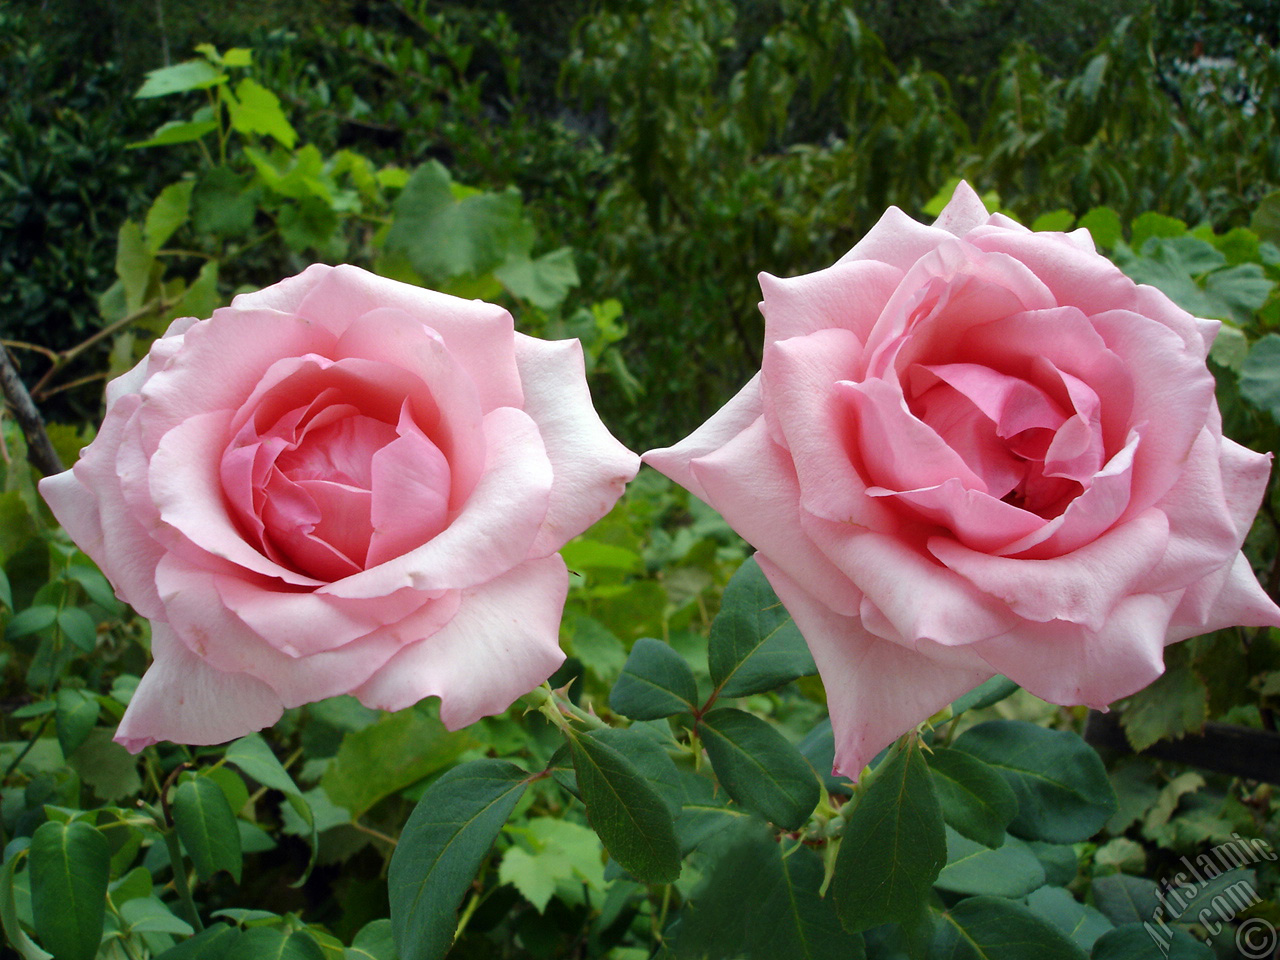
top-left (136, 60), bottom-right (227, 98)
top-left (495, 247), bottom-right (579, 309)
top-left (570, 616), bottom-right (628, 682)
top-left (29, 820), bottom-right (110, 960)
top-left (593, 726), bottom-right (685, 816)
top-left (699, 708), bottom-right (819, 829)
top-left (1130, 212), bottom-right (1187, 249)
top-left (389, 759), bottom-right (528, 960)
top-left (1024, 886), bottom-right (1112, 952)
top-left (322, 707), bottom-right (474, 817)
top-left (675, 817), bottom-right (865, 960)
top-left (927, 747), bottom-right (1017, 848)
top-left (191, 166), bottom-right (258, 237)
top-left (1240, 333), bottom-right (1280, 421)
top-left (709, 557), bottom-right (816, 699)
top-left (1032, 210), bottom-right (1076, 232)
top-left (934, 827), bottom-right (1045, 897)
top-left (145, 181), bottom-right (195, 252)
top-left (610, 638), bottom-right (699, 719)
top-left (953, 720), bottom-right (1115, 844)
top-left (500, 818), bottom-right (605, 912)
top-left (54, 688), bottom-right (99, 756)
top-left (67, 728), bottom-right (142, 801)
top-left (930, 896), bottom-right (1086, 959)
top-left (1078, 207), bottom-right (1123, 249)
top-left (173, 777), bottom-right (242, 883)
top-left (832, 739), bottom-right (945, 932)
top-left (1119, 660), bottom-right (1208, 751)
top-left (1089, 873), bottom-right (1161, 926)
top-left (567, 728), bottom-right (680, 883)
top-left (227, 78), bottom-right (297, 148)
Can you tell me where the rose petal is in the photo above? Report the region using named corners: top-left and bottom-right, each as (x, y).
top-left (643, 374), bottom-right (764, 503)
top-left (759, 556), bottom-right (992, 779)
top-left (513, 334), bottom-right (640, 557)
top-left (366, 404), bottom-right (452, 567)
top-left (758, 260), bottom-right (904, 347)
top-left (114, 623), bottom-right (284, 752)
top-left (1168, 552), bottom-right (1280, 640)
top-left (353, 555), bottom-right (569, 728)
top-left (928, 508), bottom-right (1170, 629)
top-left (931, 181), bottom-right (993, 237)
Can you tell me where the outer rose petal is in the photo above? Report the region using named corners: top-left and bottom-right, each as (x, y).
top-left (353, 555), bottom-right (569, 728)
top-left (758, 556), bottom-right (992, 777)
top-left (115, 623), bottom-right (284, 752)
top-left (513, 334), bottom-right (641, 557)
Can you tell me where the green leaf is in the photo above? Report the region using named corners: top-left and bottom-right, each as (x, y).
top-left (136, 59), bottom-right (227, 98)
top-left (1119, 659), bottom-right (1207, 751)
top-left (226, 79), bottom-right (297, 148)
top-left (29, 820), bottom-right (110, 960)
top-left (927, 747), bottom-right (1017, 848)
top-left (385, 162), bottom-right (527, 281)
top-left (120, 896), bottom-right (195, 936)
top-left (67, 728), bottom-right (142, 801)
top-left (145, 181), bottom-right (195, 253)
top-left (569, 616), bottom-right (628, 682)
top-left (225, 734), bottom-right (315, 878)
top-left (1242, 333), bottom-right (1280, 420)
top-left (57, 607), bottom-right (97, 652)
top-left (934, 827), bottom-right (1045, 897)
top-left (115, 219), bottom-right (155, 314)
top-left (495, 247), bottom-right (580, 309)
top-left (567, 727), bottom-right (681, 883)
top-left (832, 739), bottom-right (946, 932)
top-left (1089, 923), bottom-right (1214, 959)
top-left (675, 818), bottom-right (865, 960)
top-left (698, 708), bottom-right (819, 829)
top-left (225, 927), bottom-right (326, 960)
top-left (389, 759), bottom-right (529, 960)
top-left (1089, 874), bottom-right (1161, 926)
top-left (1024, 886), bottom-right (1113, 953)
top-left (1078, 207), bottom-right (1123, 249)
top-left (593, 726), bottom-right (685, 816)
top-left (1130, 212), bottom-right (1188, 249)
top-left (278, 197), bottom-right (340, 253)
top-left (322, 707), bottom-right (474, 817)
top-left (173, 776), bottom-right (243, 883)
top-left (54, 688), bottom-right (99, 756)
top-left (610, 637), bottom-right (699, 719)
top-left (709, 557), bottom-right (816, 699)
top-left (1032, 210), bottom-right (1076, 232)
top-left (191, 166), bottom-right (258, 237)
top-left (930, 896), bottom-right (1086, 959)
top-left (129, 119), bottom-right (221, 149)
top-left (153, 922), bottom-right (241, 959)
top-left (348, 919), bottom-right (398, 960)
top-left (4, 605), bottom-right (55, 641)
top-left (500, 818), bottom-right (606, 912)
top-left (1253, 189), bottom-right (1280, 246)
top-left (953, 720), bottom-right (1115, 844)
top-left (2, 843), bottom-right (53, 960)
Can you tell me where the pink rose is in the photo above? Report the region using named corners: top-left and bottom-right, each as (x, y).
top-left (41, 264), bottom-right (638, 751)
top-left (645, 183), bottom-right (1280, 778)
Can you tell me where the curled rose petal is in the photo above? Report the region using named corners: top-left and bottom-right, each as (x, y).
top-left (644, 182), bottom-right (1280, 780)
top-left (40, 264), bottom-right (639, 750)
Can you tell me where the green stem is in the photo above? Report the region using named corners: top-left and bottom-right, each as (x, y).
top-left (162, 828), bottom-right (204, 933)
top-left (3, 713), bottom-right (52, 781)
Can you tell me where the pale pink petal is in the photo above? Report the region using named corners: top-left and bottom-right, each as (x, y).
top-left (149, 411), bottom-right (325, 585)
top-left (687, 417), bottom-right (864, 616)
top-left (837, 206), bottom-right (962, 273)
top-left (153, 555), bottom-right (457, 701)
top-left (114, 623), bottom-right (284, 752)
top-left (1090, 309), bottom-right (1217, 516)
top-left (800, 516), bottom-right (1020, 646)
top-left (758, 260), bottom-right (903, 347)
top-left (220, 261), bottom-right (332, 315)
top-left (136, 310), bottom-right (336, 455)
top-left (758, 556), bottom-right (992, 779)
top-left (642, 375), bottom-right (763, 503)
top-left (928, 508), bottom-right (1170, 630)
top-left (353, 555), bottom-right (569, 728)
top-left (1168, 552), bottom-right (1280, 640)
top-left (366, 407), bottom-right (452, 567)
top-left (296, 265), bottom-right (524, 412)
top-left (878, 480), bottom-right (1045, 553)
top-left (761, 330), bottom-right (900, 529)
top-left (321, 406), bottom-right (552, 598)
top-left (512, 335), bottom-right (640, 557)
top-left (931, 181), bottom-right (992, 237)
top-left (971, 592), bottom-right (1179, 708)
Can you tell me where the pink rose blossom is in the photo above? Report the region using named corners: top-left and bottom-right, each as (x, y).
top-left (645, 183), bottom-right (1280, 778)
top-left (41, 264), bottom-right (638, 750)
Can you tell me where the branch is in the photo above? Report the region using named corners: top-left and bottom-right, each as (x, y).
top-left (0, 347), bottom-right (63, 477)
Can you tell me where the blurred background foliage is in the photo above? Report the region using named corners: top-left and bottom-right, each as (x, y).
top-left (5, 0), bottom-right (1280, 447)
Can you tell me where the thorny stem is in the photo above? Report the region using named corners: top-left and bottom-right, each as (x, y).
top-left (0, 347), bottom-right (62, 477)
